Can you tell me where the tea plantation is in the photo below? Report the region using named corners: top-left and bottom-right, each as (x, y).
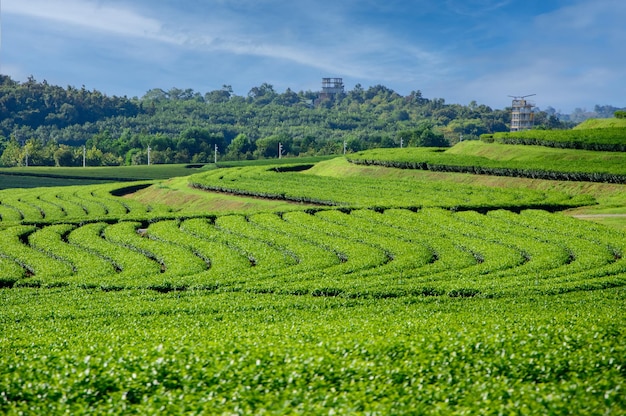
top-left (0, 156), bottom-right (625, 414)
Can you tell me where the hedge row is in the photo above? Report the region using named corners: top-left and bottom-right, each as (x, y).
top-left (347, 157), bottom-right (626, 184)
top-left (481, 127), bottom-right (626, 151)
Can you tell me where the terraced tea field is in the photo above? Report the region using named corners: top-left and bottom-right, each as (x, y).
top-left (2, 207), bottom-right (625, 299)
top-left (1, 159), bottom-right (625, 414)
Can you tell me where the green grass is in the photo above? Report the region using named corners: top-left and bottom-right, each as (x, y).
top-left (574, 117), bottom-right (626, 129)
top-left (128, 176), bottom-right (316, 214)
top-left (0, 157), bottom-right (339, 190)
top-left (215, 155), bottom-right (339, 168)
top-left (0, 174), bottom-right (109, 189)
top-left (0, 164), bottom-right (206, 189)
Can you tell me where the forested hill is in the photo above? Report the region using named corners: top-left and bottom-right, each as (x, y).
top-left (0, 75), bottom-right (571, 166)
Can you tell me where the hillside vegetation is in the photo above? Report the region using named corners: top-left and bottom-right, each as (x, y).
top-left (1, 75), bottom-right (568, 167)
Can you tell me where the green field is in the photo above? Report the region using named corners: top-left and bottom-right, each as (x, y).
top-left (0, 164), bottom-right (211, 189)
top-left (1, 153), bottom-right (625, 414)
top-left (347, 141), bottom-right (626, 182)
top-left (481, 121), bottom-right (626, 151)
top-left (0, 156), bottom-right (338, 190)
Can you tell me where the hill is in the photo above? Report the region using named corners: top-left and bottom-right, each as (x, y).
top-left (574, 117), bottom-right (626, 129)
top-left (348, 141), bottom-right (626, 183)
top-left (1, 75), bottom-right (571, 167)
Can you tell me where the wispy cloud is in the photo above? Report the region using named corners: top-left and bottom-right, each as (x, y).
top-left (444, 0), bottom-right (512, 17)
top-left (3, 0), bottom-right (622, 109)
top-left (4, 0), bottom-right (443, 84)
top-left (4, 0), bottom-right (175, 43)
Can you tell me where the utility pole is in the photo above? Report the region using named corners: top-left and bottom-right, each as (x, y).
top-left (400, 137), bottom-right (404, 148)
top-left (214, 144), bottom-right (218, 164)
top-left (278, 143), bottom-right (283, 159)
top-left (147, 145), bottom-right (151, 166)
top-left (83, 145), bottom-right (86, 167)
top-left (343, 140), bottom-right (347, 155)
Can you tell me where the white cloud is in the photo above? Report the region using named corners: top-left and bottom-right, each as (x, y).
top-left (4, 0), bottom-right (448, 86)
top-left (3, 0), bottom-right (176, 43)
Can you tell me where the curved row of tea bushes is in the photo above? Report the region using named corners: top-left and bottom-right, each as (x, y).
top-left (104, 221), bottom-right (207, 279)
top-left (347, 147), bottom-right (626, 184)
top-left (189, 164), bottom-right (594, 210)
top-left (0, 183), bottom-right (160, 225)
top-left (0, 225), bottom-right (73, 284)
top-left (67, 222), bottom-right (161, 288)
top-left (0, 208), bottom-right (623, 297)
top-left (28, 224), bottom-right (117, 279)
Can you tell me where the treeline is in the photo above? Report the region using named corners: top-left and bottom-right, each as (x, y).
top-left (0, 75), bottom-right (574, 167)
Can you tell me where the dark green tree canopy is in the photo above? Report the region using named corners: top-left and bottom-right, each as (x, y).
top-left (0, 75), bottom-right (588, 166)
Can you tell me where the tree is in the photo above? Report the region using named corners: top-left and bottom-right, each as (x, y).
top-left (345, 135), bottom-right (364, 152)
top-left (205, 86), bottom-right (232, 104)
top-left (400, 122), bottom-right (448, 147)
top-left (53, 145), bottom-right (76, 166)
top-left (247, 83), bottom-right (276, 105)
top-left (177, 127), bottom-right (225, 161)
top-left (142, 88), bottom-right (168, 101)
top-left (0, 138), bottom-right (22, 166)
top-left (86, 146), bottom-right (105, 166)
top-left (274, 88), bottom-right (300, 106)
top-left (226, 133), bottom-right (253, 160)
top-left (254, 134), bottom-right (291, 158)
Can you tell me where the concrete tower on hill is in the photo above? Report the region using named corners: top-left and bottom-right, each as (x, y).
top-left (319, 78), bottom-right (344, 101)
top-left (509, 94), bottom-right (536, 131)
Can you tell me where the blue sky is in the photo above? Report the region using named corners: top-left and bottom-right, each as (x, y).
top-left (2, 0), bottom-right (624, 113)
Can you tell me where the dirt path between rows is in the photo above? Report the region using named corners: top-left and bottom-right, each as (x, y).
top-left (571, 214), bottom-right (626, 218)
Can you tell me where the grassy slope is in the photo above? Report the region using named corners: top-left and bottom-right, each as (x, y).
top-left (121, 156), bottom-right (626, 230)
top-left (446, 140), bottom-right (626, 165)
top-left (307, 157), bottom-right (626, 230)
top-left (574, 117), bottom-right (626, 129)
top-left (128, 176), bottom-right (315, 214)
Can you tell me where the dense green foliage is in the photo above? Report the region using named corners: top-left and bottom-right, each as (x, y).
top-left (615, 110), bottom-right (626, 119)
top-left (4, 75), bottom-right (577, 167)
top-left (0, 76), bottom-right (139, 131)
top-left (1, 287), bottom-right (624, 414)
top-left (348, 142), bottom-right (626, 183)
top-left (481, 126), bottom-right (626, 151)
top-left (1, 157), bottom-right (625, 413)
